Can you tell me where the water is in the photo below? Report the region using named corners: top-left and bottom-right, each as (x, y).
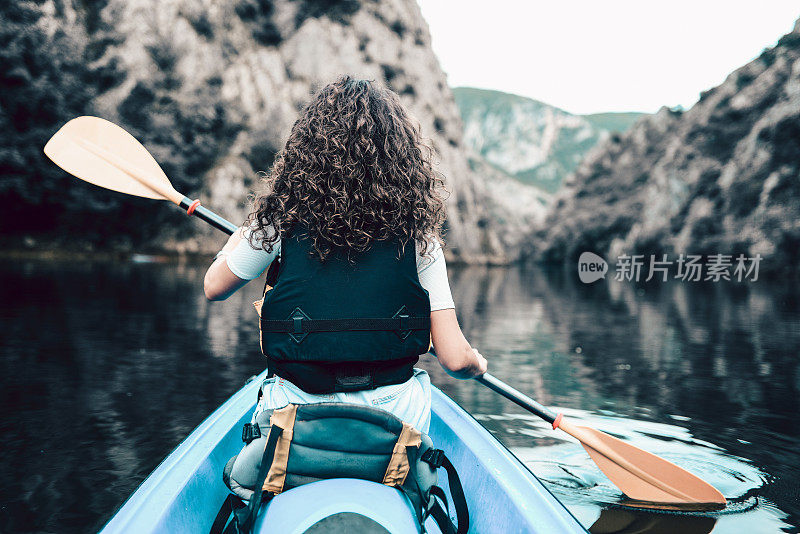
top-left (0, 260), bottom-right (797, 533)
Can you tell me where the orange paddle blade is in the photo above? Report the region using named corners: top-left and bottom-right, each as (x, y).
top-left (43, 116), bottom-right (182, 204)
top-left (558, 419), bottom-right (726, 505)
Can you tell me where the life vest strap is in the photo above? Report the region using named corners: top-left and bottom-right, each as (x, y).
top-left (261, 316), bottom-right (430, 331)
top-left (261, 315), bottom-right (430, 335)
top-left (267, 358), bottom-right (417, 394)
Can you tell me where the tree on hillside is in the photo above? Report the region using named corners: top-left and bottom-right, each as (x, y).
top-left (0, 2), bottom-right (241, 247)
top-left (0, 1), bottom-right (101, 236)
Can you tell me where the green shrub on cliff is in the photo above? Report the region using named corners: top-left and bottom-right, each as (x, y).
top-left (0, 2), bottom-right (99, 236)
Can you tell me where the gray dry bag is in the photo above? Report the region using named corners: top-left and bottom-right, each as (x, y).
top-left (211, 403), bottom-right (468, 534)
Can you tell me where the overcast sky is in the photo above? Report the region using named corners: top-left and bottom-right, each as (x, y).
top-left (417, 1), bottom-right (799, 114)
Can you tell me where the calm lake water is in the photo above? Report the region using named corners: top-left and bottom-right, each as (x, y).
top-left (0, 259), bottom-right (797, 533)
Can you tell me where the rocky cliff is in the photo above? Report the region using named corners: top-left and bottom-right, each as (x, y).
top-left (531, 19), bottom-right (800, 276)
top-left (454, 87), bottom-right (642, 193)
top-left (2, 0), bottom-right (540, 263)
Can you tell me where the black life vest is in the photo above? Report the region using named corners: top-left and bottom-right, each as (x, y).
top-left (258, 228), bottom-right (431, 394)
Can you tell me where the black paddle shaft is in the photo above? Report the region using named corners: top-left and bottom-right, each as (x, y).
top-left (476, 373), bottom-right (559, 425)
top-left (179, 196), bottom-right (238, 235)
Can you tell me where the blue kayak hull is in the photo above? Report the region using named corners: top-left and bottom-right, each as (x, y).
top-left (99, 371), bottom-right (585, 533)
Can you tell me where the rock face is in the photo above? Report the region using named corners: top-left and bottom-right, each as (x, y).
top-left (6, 0), bottom-right (541, 263)
top-left (531, 20), bottom-right (800, 276)
top-left (454, 87), bottom-right (643, 193)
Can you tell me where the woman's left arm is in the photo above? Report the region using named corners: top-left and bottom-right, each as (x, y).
top-left (204, 225), bottom-right (280, 300)
top-left (204, 228), bottom-right (249, 301)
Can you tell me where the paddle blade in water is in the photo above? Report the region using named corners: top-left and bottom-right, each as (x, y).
top-left (44, 116), bottom-right (182, 203)
top-left (589, 506), bottom-right (717, 534)
top-left (559, 420), bottom-right (726, 505)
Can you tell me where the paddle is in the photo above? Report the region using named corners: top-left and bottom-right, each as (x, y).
top-left (44, 116), bottom-right (237, 235)
top-left (44, 116), bottom-right (726, 507)
top-left (477, 373), bottom-right (726, 505)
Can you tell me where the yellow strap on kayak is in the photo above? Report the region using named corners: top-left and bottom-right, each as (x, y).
top-left (262, 404), bottom-right (297, 493)
top-left (382, 422), bottom-right (422, 486)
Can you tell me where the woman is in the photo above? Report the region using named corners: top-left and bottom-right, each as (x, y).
top-left (204, 76), bottom-right (487, 434)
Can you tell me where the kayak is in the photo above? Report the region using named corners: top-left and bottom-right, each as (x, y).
top-left (98, 370), bottom-right (586, 533)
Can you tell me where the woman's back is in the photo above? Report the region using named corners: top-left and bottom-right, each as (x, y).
top-left (203, 76), bottom-right (487, 432)
top-left (259, 227), bottom-right (431, 393)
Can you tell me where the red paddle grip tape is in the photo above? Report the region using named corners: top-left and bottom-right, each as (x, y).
top-left (552, 413), bottom-right (563, 430)
top-left (186, 199), bottom-right (201, 216)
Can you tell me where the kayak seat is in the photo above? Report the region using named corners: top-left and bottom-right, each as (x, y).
top-left (213, 402), bottom-right (468, 534)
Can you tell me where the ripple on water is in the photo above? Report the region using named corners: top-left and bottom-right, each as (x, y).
top-left (506, 409), bottom-right (793, 532)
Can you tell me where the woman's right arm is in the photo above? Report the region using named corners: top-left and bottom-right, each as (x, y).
top-left (417, 239), bottom-right (487, 379)
top-left (430, 309), bottom-right (488, 378)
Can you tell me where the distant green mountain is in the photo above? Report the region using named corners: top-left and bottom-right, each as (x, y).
top-left (582, 112), bottom-right (644, 133)
top-left (453, 87), bottom-right (645, 193)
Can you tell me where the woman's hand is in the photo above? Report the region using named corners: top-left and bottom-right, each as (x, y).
top-left (448, 348), bottom-right (488, 379)
top-left (471, 348), bottom-right (489, 377)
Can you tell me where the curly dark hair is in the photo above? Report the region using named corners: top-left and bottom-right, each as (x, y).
top-left (246, 76), bottom-right (446, 261)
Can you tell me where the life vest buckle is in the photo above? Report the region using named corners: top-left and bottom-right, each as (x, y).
top-left (287, 307), bottom-right (310, 343)
top-left (242, 422), bottom-right (261, 444)
top-left (421, 448), bottom-right (445, 468)
top-left (393, 306), bottom-right (412, 340)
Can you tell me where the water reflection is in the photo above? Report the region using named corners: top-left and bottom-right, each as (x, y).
top-left (426, 265), bottom-right (799, 532)
top-left (0, 261), bottom-right (268, 533)
top-left (588, 506), bottom-right (717, 534)
top-left (0, 261), bottom-right (797, 532)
